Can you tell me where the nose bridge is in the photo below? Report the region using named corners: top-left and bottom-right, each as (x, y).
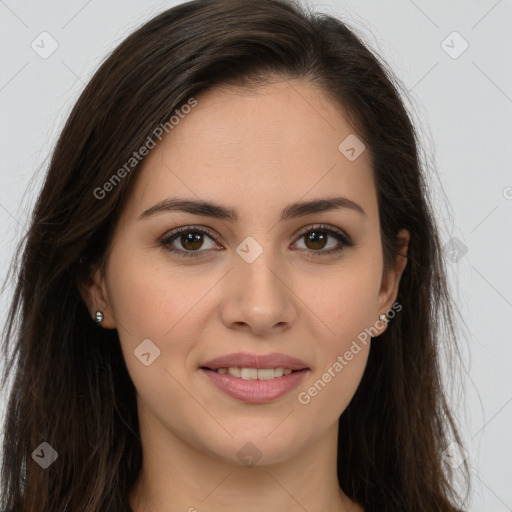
top-left (221, 234), bottom-right (297, 333)
top-left (235, 234), bottom-right (286, 301)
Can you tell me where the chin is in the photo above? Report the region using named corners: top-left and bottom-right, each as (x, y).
top-left (200, 427), bottom-right (308, 467)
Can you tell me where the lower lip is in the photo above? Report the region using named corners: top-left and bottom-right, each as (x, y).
top-left (200, 368), bottom-right (308, 403)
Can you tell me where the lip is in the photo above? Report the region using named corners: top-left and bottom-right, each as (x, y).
top-left (200, 352), bottom-right (309, 371)
top-left (200, 367), bottom-right (309, 403)
top-left (199, 352), bottom-right (310, 404)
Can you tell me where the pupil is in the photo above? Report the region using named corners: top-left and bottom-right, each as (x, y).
top-left (182, 232), bottom-right (203, 250)
top-left (307, 231), bottom-right (326, 250)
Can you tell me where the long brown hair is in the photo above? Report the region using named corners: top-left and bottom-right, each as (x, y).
top-left (1, 0), bottom-right (470, 510)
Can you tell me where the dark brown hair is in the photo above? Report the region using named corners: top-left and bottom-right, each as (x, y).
top-left (1, 0), bottom-right (470, 510)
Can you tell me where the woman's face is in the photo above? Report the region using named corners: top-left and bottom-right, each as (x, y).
top-left (84, 78), bottom-right (408, 467)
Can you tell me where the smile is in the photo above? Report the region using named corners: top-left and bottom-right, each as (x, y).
top-left (199, 352), bottom-right (310, 403)
top-left (210, 367), bottom-right (295, 379)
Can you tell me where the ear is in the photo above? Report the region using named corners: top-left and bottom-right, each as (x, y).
top-left (76, 263), bottom-right (117, 329)
top-left (374, 228), bottom-right (410, 335)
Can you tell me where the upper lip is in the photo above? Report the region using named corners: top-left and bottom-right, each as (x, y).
top-left (201, 352), bottom-right (309, 370)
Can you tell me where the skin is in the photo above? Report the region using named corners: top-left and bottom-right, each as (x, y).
top-left (80, 78), bottom-right (409, 512)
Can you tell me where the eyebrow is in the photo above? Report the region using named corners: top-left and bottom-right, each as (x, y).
top-left (138, 196), bottom-right (367, 221)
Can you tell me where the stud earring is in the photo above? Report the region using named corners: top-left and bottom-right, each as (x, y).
top-left (379, 313), bottom-right (388, 325)
top-left (95, 310), bottom-right (104, 325)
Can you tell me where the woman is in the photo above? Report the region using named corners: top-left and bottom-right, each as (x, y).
top-left (0, 0), bottom-right (470, 510)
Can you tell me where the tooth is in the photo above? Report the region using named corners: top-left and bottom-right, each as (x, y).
top-left (241, 368), bottom-right (258, 380)
top-left (221, 367), bottom-right (295, 379)
top-left (257, 368), bottom-right (276, 380)
top-left (228, 367), bottom-right (241, 377)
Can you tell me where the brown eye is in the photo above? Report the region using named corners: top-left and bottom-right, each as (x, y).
top-left (159, 223), bottom-right (353, 259)
top-left (160, 227), bottom-right (221, 257)
top-left (303, 230), bottom-right (329, 250)
top-left (292, 224), bottom-right (353, 255)
top-left (178, 231), bottom-right (206, 251)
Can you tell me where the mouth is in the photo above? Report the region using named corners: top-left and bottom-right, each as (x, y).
top-left (200, 366), bottom-right (300, 380)
top-left (199, 352), bottom-right (309, 403)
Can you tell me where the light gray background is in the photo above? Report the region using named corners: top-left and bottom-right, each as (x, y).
top-left (0, 1), bottom-right (511, 510)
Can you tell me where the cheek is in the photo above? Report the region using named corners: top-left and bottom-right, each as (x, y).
top-left (105, 251), bottom-right (222, 387)
top-left (293, 265), bottom-right (378, 415)
top-left (303, 260), bottom-right (382, 340)
top-left (296, 333), bottom-right (370, 422)
top-left (106, 249), bottom-right (210, 339)
top-left (105, 255), bottom-right (208, 431)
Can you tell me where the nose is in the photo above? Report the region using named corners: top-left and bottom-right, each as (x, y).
top-left (219, 246), bottom-right (298, 337)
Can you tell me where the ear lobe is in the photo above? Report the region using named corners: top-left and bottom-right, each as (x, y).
top-left (76, 264), bottom-right (116, 329)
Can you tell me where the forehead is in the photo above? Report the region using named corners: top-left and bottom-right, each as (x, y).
top-left (122, 79), bottom-right (377, 223)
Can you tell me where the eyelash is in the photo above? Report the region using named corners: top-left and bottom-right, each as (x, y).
top-left (159, 223), bottom-right (354, 259)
